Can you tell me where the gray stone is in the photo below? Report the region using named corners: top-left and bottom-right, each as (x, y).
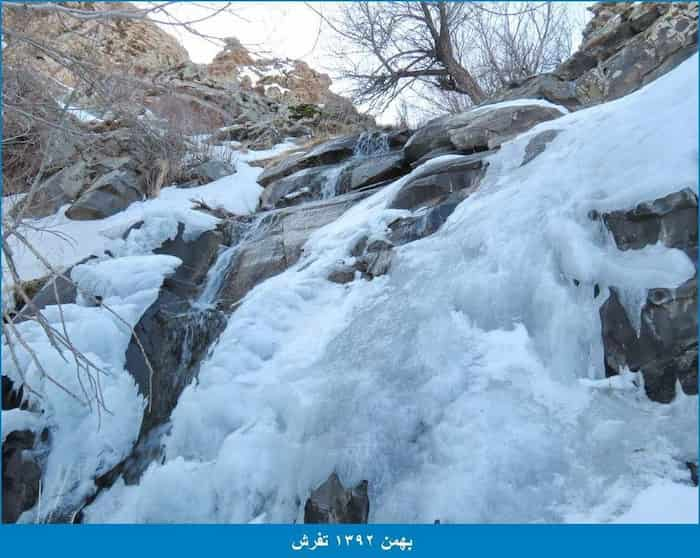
top-left (21, 161), bottom-right (90, 218)
top-left (304, 473), bottom-right (369, 524)
top-left (347, 152), bottom-right (408, 191)
top-left (259, 165), bottom-right (338, 210)
top-left (328, 266), bottom-right (357, 284)
top-left (448, 105), bottom-right (564, 153)
top-left (2, 430), bottom-right (41, 523)
top-left (257, 134), bottom-right (359, 187)
top-left (404, 104), bottom-right (563, 164)
top-left (179, 160), bottom-right (236, 187)
top-left (602, 188), bottom-right (698, 260)
top-left (65, 168), bottom-right (143, 220)
top-left (491, 74), bottom-right (580, 111)
top-left (521, 130), bottom-right (561, 166)
top-left (599, 288), bottom-right (642, 377)
top-left (388, 153), bottom-right (488, 211)
top-left (639, 278), bottom-right (697, 403)
top-left (2, 376), bottom-right (25, 411)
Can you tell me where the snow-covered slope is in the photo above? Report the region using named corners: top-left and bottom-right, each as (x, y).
top-left (83, 56), bottom-right (698, 523)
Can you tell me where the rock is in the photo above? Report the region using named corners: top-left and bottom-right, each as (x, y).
top-left (404, 104), bottom-right (563, 163)
top-left (602, 188), bottom-right (698, 260)
top-left (598, 189), bottom-right (698, 403)
top-left (21, 161), bottom-right (90, 218)
top-left (259, 165), bottom-right (339, 210)
top-left (126, 292), bottom-right (227, 434)
top-left (448, 105), bottom-right (564, 153)
top-left (179, 160), bottom-right (235, 187)
top-left (65, 168), bottom-right (143, 220)
top-left (574, 4), bottom-right (697, 105)
top-left (521, 130), bottom-right (561, 166)
top-left (388, 153), bottom-right (488, 211)
top-left (491, 74), bottom-right (580, 111)
top-left (257, 135), bottom-right (360, 187)
top-left (328, 266), bottom-right (357, 284)
top-left (347, 152), bottom-right (408, 191)
top-left (154, 224), bottom-right (224, 299)
top-left (638, 278), bottom-right (697, 403)
top-left (688, 462), bottom-right (698, 487)
top-left (388, 189), bottom-right (471, 246)
top-left (304, 473), bottom-right (369, 524)
top-left (125, 224), bottom-right (226, 434)
top-left (217, 231), bottom-right (289, 312)
top-left (2, 376), bottom-right (25, 411)
top-left (2, 430), bottom-right (42, 523)
top-left (599, 288), bottom-right (642, 377)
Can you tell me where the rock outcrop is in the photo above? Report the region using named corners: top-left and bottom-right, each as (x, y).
top-left (495, 2), bottom-right (698, 109)
top-left (597, 189), bottom-right (698, 403)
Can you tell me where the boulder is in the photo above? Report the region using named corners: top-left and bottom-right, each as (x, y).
top-left (259, 165), bottom-right (340, 210)
top-left (599, 288), bottom-right (642, 377)
top-left (602, 188), bottom-right (698, 260)
top-left (179, 160), bottom-right (235, 188)
top-left (20, 161), bottom-right (90, 218)
top-left (2, 430), bottom-right (42, 523)
top-left (388, 153), bottom-right (488, 211)
top-left (597, 188), bottom-right (698, 403)
top-left (448, 105), bottom-right (564, 153)
top-left (490, 74), bottom-right (580, 111)
top-left (346, 152), bottom-right (409, 191)
top-left (257, 135), bottom-right (360, 187)
top-left (65, 168), bottom-right (143, 220)
top-left (125, 223), bottom-right (226, 435)
top-left (304, 473), bottom-right (369, 524)
top-left (404, 104), bottom-right (563, 163)
top-left (638, 279), bottom-right (697, 403)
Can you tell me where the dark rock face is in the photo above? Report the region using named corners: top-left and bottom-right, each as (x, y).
top-left (154, 224), bottom-right (224, 299)
top-left (598, 189), bottom-right (697, 403)
top-left (638, 279), bottom-right (697, 403)
top-left (388, 189), bottom-right (472, 246)
top-left (125, 223), bottom-right (226, 434)
top-left (65, 167), bottom-right (143, 220)
top-left (126, 291), bottom-right (227, 433)
top-left (389, 153), bottom-right (488, 211)
top-left (602, 188), bottom-right (698, 260)
top-left (304, 473), bottom-right (369, 524)
top-left (599, 288), bottom-right (641, 377)
top-left (2, 430), bottom-right (42, 523)
top-left (521, 130), bottom-right (561, 166)
top-left (2, 375), bottom-right (25, 411)
top-left (688, 462), bottom-right (698, 487)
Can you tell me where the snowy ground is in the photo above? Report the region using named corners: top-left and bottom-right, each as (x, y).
top-left (1, 142), bottom-right (295, 522)
top-left (78, 56), bottom-right (699, 523)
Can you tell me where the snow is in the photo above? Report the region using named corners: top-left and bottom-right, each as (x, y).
top-left (1, 143), bottom-right (291, 288)
top-left (1, 141), bottom-right (295, 522)
top-left (613, 481), bottom-right (698, 524)
top-left (83, 56), bottom-right (698, 524)
top-left (473, 97), bottom-right (571, 115)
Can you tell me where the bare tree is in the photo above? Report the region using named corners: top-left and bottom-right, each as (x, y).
top-left (316, 1), bottom-right (574, 113)
top-left (0, 1), bottom-right (242, 415)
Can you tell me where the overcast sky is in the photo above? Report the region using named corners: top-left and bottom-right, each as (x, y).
top-left (151, 2), bottom-right (593, 123)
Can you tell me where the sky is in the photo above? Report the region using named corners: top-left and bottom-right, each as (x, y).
top-left (149, 2), bottom-right (593, 123)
